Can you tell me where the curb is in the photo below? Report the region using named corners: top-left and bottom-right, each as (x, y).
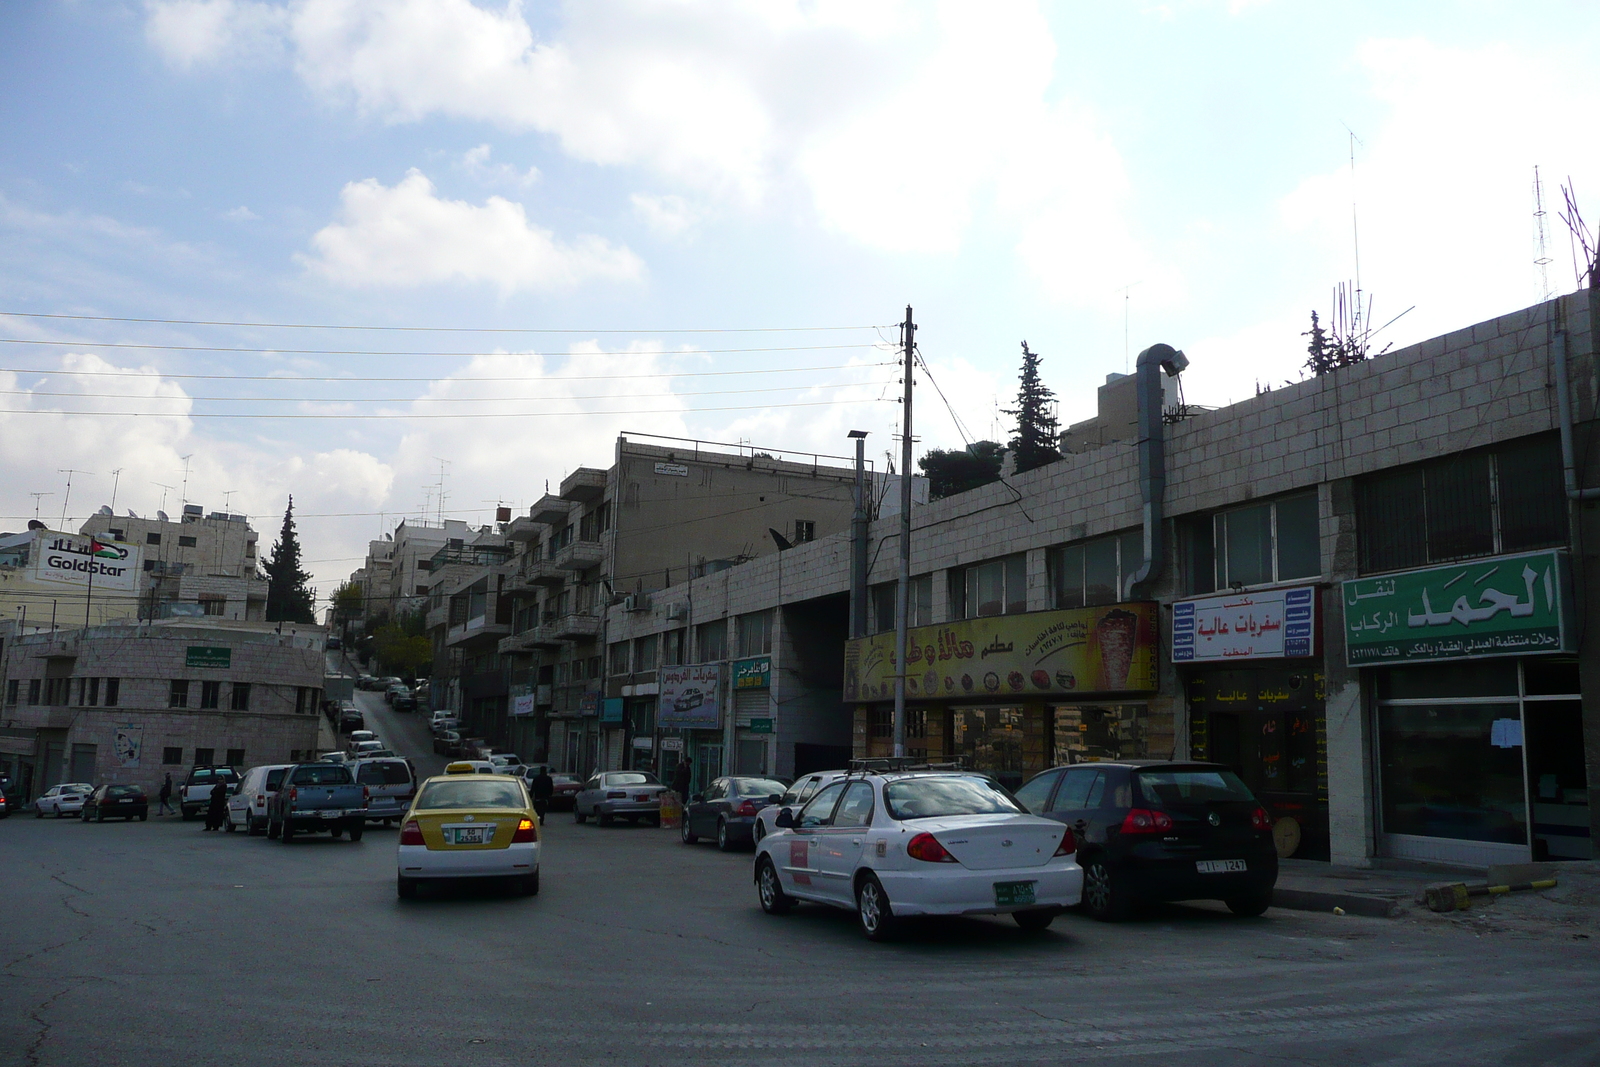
top-left (1272, 887), bottom-right (1403, 918)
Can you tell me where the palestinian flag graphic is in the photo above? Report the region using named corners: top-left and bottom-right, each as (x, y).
top-left (89, 538), bottom-right (126, 560)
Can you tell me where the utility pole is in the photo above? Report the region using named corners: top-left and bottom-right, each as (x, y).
top-left (893, 305), bottom-right (915, 760)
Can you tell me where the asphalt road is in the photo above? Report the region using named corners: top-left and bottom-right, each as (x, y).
top-left (4, 697), bottom-right (1598, 1066)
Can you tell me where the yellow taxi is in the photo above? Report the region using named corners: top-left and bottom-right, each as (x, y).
top-left (396, 772), bottom-right (541, 900)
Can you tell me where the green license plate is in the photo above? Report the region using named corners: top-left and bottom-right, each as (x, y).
top-left (994, 881), bottom-right (1036, 907)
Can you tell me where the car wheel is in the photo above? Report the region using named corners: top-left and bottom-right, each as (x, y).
top-left (716, 818), bottom-right (736, 852)
top-left (281, 821), bottom-right (296, 843)
top-left (397, 875), bottom-right (418, 901)
top-left (680, 816), bottom-right (699, 845)
top-left (224, 816), bottom-right (236, 833)
top-left (574, 809), bottom-right (587, 824)
top-left (1225, 889), bottom-right (1273, 917)
top-left (855, 873), bottom-right (897, 941)
top-left (1082, 858), bottom-right (1130, 922)
top-left (267, 818), bottom-right (280, 840)
top-left (1013, 908), bottom-right (1057, 932)
top-left (520, 870), bottom-right (540, 896)
top-left (139, 814), bottom-right (147, 822)
top-left (348, 826), bottom-right (364, 843)
top-left (330, 827), bottom-right (344, 839)
top-left (756, 857), bottom-right (792, 915)
top-left (96, 810), bottom-right (105, 823)
top-left (598, 812), bottom-right (614, 827)
top-left (247, 817), bottom-right (263, 837)
top-left (34, 805), bottom-right (43, 818)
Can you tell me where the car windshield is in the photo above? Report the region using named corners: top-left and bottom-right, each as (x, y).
top-left (416, 779), bottom-right (524, 810)
top-left (552, 775), bottom-right (579, 785)
top-left (290, 765), bottom-right (352, 786)
top-left (883, 776), bottom-right (1023, 820)
top-left (605, 773), bottom-right (660, 786)
top-left (1135, 769), bottom-right (1256, 805)
top-left (732, 778), bottom-right (788, 797)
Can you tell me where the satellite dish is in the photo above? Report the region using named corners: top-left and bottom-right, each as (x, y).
top-left (27, 519), bottom-right (46, 530)
top-left (157, 511), bottom-right (169, 522)
top-left (126, 510), bottom-right (138, 518)
top-left (96, 505), bottom-right (114, 516)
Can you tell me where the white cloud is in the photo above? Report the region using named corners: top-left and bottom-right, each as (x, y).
top-left (144, 0), bottom-right (288, 69)
top-left (297, 169), bottom-right (644, 293)
top-left (223, 205), bottom-right (259, 220)
top-left (459, 143), bottom-right (539, 188)
top-left (631, 193), bottom-right (703, 239)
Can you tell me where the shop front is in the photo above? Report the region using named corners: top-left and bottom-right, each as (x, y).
top-left (1345, 550), bottom-right (1589, 866)
top-left (731, 654), bottom-right (773, 776)
top-left (1176, 586), bottom-right (1328, 860)
top-left (657, 662), bottom-right (725, 795)
top-left (844, 602), bottom-right (1161, 791)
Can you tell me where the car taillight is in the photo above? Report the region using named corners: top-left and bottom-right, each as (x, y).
top-left (400, 820), bottom-right (424, 845)
top-left (736, 800), bottom-right (757, 817)
top-left (256, 794), bottom-right (265, 805)
top-left (512, 817), bottom-right (538, 843)
top-left (907, 832), bottom-right (958, 863)
top-left (288, 787), bottom-right (298, 802)
top-left (1120, 808), bottom-right (1174, 835)
top-left (1250, 806), bottom-right (1272, 832)
top-left (363, 786), bottom-right (370, 802)
top-left (1054, 828), bottom-right (1077, 856)
top-left (606, 790), bottom-right (626, 799)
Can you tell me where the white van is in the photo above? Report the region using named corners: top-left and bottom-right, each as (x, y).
top-left (227, 764), bottom-right (296, 835)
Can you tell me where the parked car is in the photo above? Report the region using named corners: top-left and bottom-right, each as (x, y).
top-left (433, 730), bottom-right (462, 756)
top-left (326, 636), bottom-right (342, 650)
top-left (80, 783), bottom-right (148, 822)
top-left (380, 678), bottom-right (404, 702)
top-left (487, 753), bottom-right (522, 772)
top-left (680, 776), bottom-right (790, 850)
top-left (348, 730), bottom-right (377, 747)
top-left (180, 767), bottom-right (241, 821)
top-left (266, 762), bottom-right (368, 842)
top-left (576, 771), bottom-right (670, 827)
top-left (227, 764), bottom-right (296, 835)
top-left (350, 740), bottom-right (386, 759)
top-left (0, 785), bottom-right (11, 818)
top-left (514, 767), bottom-right (582, 810)
top-left (34, 783), bottom-right (94, 818)
top-left (397, 773), bottom-right (540, 900)
top-left (430, 717), bottom-right (460, 738)
top-left (455, 737), bottom-right (490, 759)
top-left (318, 751), bottom-right (350, 765)
top-left (445, 760), bottom-right (502, 775)
top-left (356, 674), bottom-right (377, 690)
top-left (351, 757), bottom-right (418, 825)
top-left (754, 770), bottom-right (847, 844)
top-left (1014, 760), bottom-right (1279, 920)
top-left (755, 769), bottom-right (1082, 939)
top-left (339, 708), bottom-right (366, 733)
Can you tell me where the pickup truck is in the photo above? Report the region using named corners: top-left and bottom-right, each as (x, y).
top-left (266, 763), bottom-right (369, 842)
top-left (180, 766), bottom-right (241, 821)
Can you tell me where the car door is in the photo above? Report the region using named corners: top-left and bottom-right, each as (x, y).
top-left (780, 781), bottom-right (848, 899)
top-left (1013, 769), bottom-right (1064, 815)
top-left (692, 779), bottom-right (726, 836)
top-left (813, 781), bottom-right (876, 903)
top-left (578, 774), bottom-right (603, 815)
top-left (1044, 767), bottom-right (1102, 845)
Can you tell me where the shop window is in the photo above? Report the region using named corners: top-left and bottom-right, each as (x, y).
top-left (225, 748), bottom-right (245, 767)
top-left (230, 683), bottom-right (251, 711)
top-left (1051, 704), bottom-right (1150, 764)
top-left (950, 707), bottom-right (1025, 790)
top-left (870, 576), bottom-right (932, 633)
top-left (949, 555), bottom-right (1028, 620)
top-left (633, 633), bottom-right (658, 672)
top-left (194, 747), bottom-right (214, 766)
top-left (1184, 492), bottom-right (1319, 594)
top-left (104, 678), bottom-right (119, 706)
top-left (162, 747), bottom-right (183, 765)
top-left (1356, 433), bottom-right (1564, 574)
top-left (737, 611), bottom-right (773, 657)
top-left (200, 681), bottom-right (221, 709)
top-left (1049, 530), bottom-right (1143, 608)
top-left (169, 680), bottom-right (189, 708)
top-left (696, 619), bottom-right (728, 662)
top-left (608, 642), bottom-right (631, 674)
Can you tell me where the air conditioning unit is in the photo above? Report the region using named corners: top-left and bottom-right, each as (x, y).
top-left (666, 601), bottom-right (687, 621)
top-left (623, 594), bottom-right (651, 613)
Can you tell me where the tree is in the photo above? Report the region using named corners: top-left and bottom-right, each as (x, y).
top-left (373, 610), bottom-right (431, 679)
top-left (918, 441), bottom-right (1005, 500)
top-left (263, 496), bottom-right (315, 623)
top-left (330, 581), bottom-right (364, 625)
top-left (1004, 341), bottom-right (1062, 474)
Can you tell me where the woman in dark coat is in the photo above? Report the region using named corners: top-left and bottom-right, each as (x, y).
top-left (205, 779), bottom-right (228, 831)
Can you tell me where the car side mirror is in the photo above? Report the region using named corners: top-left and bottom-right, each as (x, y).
top-left (774, 808), bottom-right (795, 828)
top-left (766, 794), bottom-right (781, 804)
top-left (690, 793), bottom-right (704, 803)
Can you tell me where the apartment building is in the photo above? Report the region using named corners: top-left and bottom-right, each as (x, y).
top-left (79, 504), bottom-right (267, 621)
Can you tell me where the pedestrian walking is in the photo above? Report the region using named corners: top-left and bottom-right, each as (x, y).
top-left (204, 779), bottom-right (227, 831)
top-left (530, 767), bottom-right (553, 825)
top-left (157, 773), bottom-right (175, 816)
top-left (672, 760), bottom-right (692, 804)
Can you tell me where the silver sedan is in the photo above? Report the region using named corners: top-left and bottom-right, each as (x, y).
top-left (574, 771), bottom-right (667, 826)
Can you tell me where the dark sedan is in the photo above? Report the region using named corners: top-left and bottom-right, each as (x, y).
top-left (1014, 760), bottom-right (1278, 921)
top-left (680, 776), bottom-right (790, 852)
top-left (81, 783), bottom-right (149, 822)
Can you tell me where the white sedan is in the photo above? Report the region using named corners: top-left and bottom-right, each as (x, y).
top-left (753, 771), bottom-right (1082, 940)
top-left (35, 783), bottom-right (95, 818)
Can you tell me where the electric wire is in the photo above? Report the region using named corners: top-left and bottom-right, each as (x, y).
top-left (1, 311), bottom-right (888, 334)
top-left (0, 397), bottom-right (891, 419)
top-left (0, 361), bottom-right (891, 384)
top-left (0, 337), bottom-right (885, 357)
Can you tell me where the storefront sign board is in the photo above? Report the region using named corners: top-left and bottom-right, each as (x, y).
top-left (32, 530), bottom-right (141, 592)
top-left (1342, 550), bottom-right (1570, 666)
top-left (186, 646), bottom-right (231, 669)
top-left (578, 691), bottom-right (600, 716)
top-left (660, 736), bottom-right (684, 752)
top-left (843, 602), bottom-right (1158, 702)
top-left (1173, 586), bottom-right (1316, 662)
top-left (747, 717), bottom-right (773, 734)
top-left (657, 663), bottom-right (722, 729)
top-left (601, 697), bottom-right (624, 723)
top-left (732, 655), bottom-right (771, 689)
top-left (511, 694), bottom-right (535, 717)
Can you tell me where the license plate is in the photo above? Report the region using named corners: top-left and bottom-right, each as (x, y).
top-left (452, 827), bottom-right (486, 845)
top-left (995, 881), bottom-right (1036, 907)
top-left (320, 810), bottom-right (339, 819)
top-left (372, 797), bottom-right (396, 806)
top-left (1196, 859), bottom-right (1248, 874)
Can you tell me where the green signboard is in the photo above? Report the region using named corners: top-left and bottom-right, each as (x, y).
top-left (186, 646), bottom-right (231, 669)
top-left (732, 655), bottom-right (771, 690)
top-left (747, 718), bottom-right (773, 734)
top-left (1342, 550), bottom-right (1570, 666)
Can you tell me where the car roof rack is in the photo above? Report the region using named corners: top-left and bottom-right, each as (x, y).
top-left (846, 757), bottom-right (968, 777)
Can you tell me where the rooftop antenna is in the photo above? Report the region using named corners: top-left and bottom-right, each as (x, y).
top-left (433, 458), bottom-right (451, 525)
top-left (1116, 281), bottom-right (1142, 374)
top-left (178, 454), bottom-right (194, 506)
top-left (1344, 125), bottom-right (1366, 342)
top-left (29, 492), bottom-right (53, 523)
top-left (58, 468), bottom-right (91, 529)
top-left (1533, 166), bottom-right (1553, 301)
top-left (1557, 178), bottom-right (1599, 290)
top-left (108, 468), bottom-right (123, 513)
top-left (154, 482), bottom-right (176, 515)
top-left (221, 489), bottom-right (238, 512)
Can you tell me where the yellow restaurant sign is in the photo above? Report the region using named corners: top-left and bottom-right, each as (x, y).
top-left (843, 602), bottom-right (1159, 702)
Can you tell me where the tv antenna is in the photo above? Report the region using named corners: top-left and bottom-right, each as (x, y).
top-left (154, 482), bottom-right (176, 515)
top-left (1533, 166), bottom-right (1553, 301)
top-left (1558, 178), bottom-right (1599, 290)
top-left (109, 468), bottom-right (123, 513)
top-left (222, 489), bottom-right (239, 512)
top-left (58, 469), bottom-right (91, 530)
top-left (1344, 125), bottom-right (1366, 342)
top-left (29, 492), bottom-right (53, 523)
top-left (1116, 281), bottom-right (1141, 374)
top-left (178, 455), bottom-right (194, 507)
top-left (432, 458), bottom-right (451, 525)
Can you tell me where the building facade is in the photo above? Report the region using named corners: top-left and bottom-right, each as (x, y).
top-left (79, 505), bottom-right (267, 621)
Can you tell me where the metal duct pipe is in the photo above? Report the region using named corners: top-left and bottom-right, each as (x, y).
top-left (1551, 304), bottom-right (1600, 502)
top-left (1127, 343), bottom-right (1187, 598)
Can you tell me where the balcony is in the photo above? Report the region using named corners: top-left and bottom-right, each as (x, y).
top-left (505, 560), bottom-right (566, 592)
top-left (504, 515), bottom-right (544, 543)
top-left (559, 467), bottom-right (607, 503)
top-left (499, 627), bottom-right (562, 653)
top-left (446, 614), bottom-right (512, 648)
top-left (553, 537), bottom-right (605, 571)
top-left (529, 494), bottom-right (571, 525)
top-left (553, 612), bottom-right (602, 640)
top-left (425, 604), bottom-right (449, 631)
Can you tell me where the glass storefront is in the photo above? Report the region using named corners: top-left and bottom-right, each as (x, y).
top-left (1050, 704), bottom-right (1149, 764)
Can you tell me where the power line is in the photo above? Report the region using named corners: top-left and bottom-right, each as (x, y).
top-left (0, 397), bottom-right (892, 420)
top-left (1, 310), bottom-right (889, 334)
top-left (0, 337), bottom-right (885, 358)
top-left (0, 379), bottom-right (888, 405)
top-left (0, 361), bottom-right (890, 384)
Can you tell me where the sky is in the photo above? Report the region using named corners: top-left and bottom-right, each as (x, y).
top-left (3, 0), bottom-right (1599, 606)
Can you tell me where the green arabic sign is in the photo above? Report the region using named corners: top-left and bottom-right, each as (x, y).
top-left (186, 646), bottom-right (232, 669)
top-left (732, 655), bottom-right (771, 690)
top-left (1343, 550), bottom-right (1570, 666)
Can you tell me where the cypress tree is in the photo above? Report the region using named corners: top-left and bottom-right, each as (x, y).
top-left (1005, 341), bottom-right (1062, 474)
top-left (264, 496), bottom-right (315, 623)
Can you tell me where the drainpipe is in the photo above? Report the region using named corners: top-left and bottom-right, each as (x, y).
top-left (1551, 302), bottom-right (1600, 502)
top-left (1126, 343), bottom-right (1188, 599)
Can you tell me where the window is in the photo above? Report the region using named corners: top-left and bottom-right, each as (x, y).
top-left (799, 781), bottom-right (848, 828)
top-left (224, 748), bottom-right (245, 766)
top-left (44, 678), bottom-right (70, 705)
top-left (200, 599), bottom-right (225, 616)
top-left (28, 679), bottom-right (41, 705)
top-left (86, 677), bottom-right (100, 707)
top-left (200, 681), bottom-right (221, 709)
top-left (696, 619), bottom-right (728, 661)
top-left (4, 679), bottom-right (16, 705)
top-left (1183, 491), bottom-right (1320, 594)
top-left (194, 747), bottom-right (214, 766)
top-left (870, 575), bottom-right (932, 633)
top-left (230, 683), bottom-right (251, 711)
top-left (245, 541), bottom-right (256, 557)
top-left (104, 678), bottom-right (119, 707)
top-left (832, 781), bottom-right (875, 827)
top-left (169, 680), bottom-right (189, 708)
top-left (737, 611), bottom-right (773, 656)
top-left (608, 641), bottom-right (631, 674)
top-left (633, 633), bottom-right (658, 672)
top-left (1049, 530), bottom-right (1144, 608)
top-left (1013, 770), bottom-right (1062, 814)
top-left (663, 629), bottom-right (686, 666)
top-left (793, 520), bottom-right (816, 544)
top-left (108, 528), bottom-right (123, 540)
top-left (295, 687), bottom-right (314, 713)
top-left (1356, 434), bottom-right (1564, 574)
top-left (146, 532), bottom-right (162, 545)
top-left (178, 535), bottom-right (197, 548)
top-left (950, 555), bottom-right (1028, 620)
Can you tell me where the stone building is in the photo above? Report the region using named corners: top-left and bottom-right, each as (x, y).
top-left (79, 505), bottom-right (267, 621)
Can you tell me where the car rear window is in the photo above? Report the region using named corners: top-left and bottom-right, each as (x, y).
top-left (265, 769), bottom-right (288, 791)
top-left (733, 778), bottom-right (787, 797)
top-left (357, 762), bottom-right (413, 786)
top-left (1135, 769), bottom-right (1256, 805)
top-left (187, 768), bottom-right (239, 785)
top-left (291, 765), bottom-right (353, 786)
top-left (605, 772), bottom-right (660, 786)
top-left (416, 779), bottom-right (524, 810)
top-left (108, 785), bottom-right (142, 797)
top-left (883, 776), bottom-right (1023, 820)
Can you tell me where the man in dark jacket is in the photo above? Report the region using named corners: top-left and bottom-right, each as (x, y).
top-left (672, 760), bottom-right (692, 803)
top-left (157, 773), bottom-right (174, 816)
top-left (529, 768), bottom-right (553, 825)
top-left (204, 779), bottom-right (227, 831)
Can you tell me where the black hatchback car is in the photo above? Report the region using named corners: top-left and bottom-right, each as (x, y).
top-left (1014, 760), bottom-right (1277, 920)
top-left (81, 783), bottom-right (149, 822)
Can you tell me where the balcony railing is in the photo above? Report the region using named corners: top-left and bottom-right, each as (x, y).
top-left (553, 612), bottom-right (602, 640)
top-left (559, 467), bottom-right (607, 503)
top-left (506, 560), bottom-right (566, 591)
top-left (529, 494), bottom-right (571, 525)
top-left (553, 537), bottom-right (605, 571)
